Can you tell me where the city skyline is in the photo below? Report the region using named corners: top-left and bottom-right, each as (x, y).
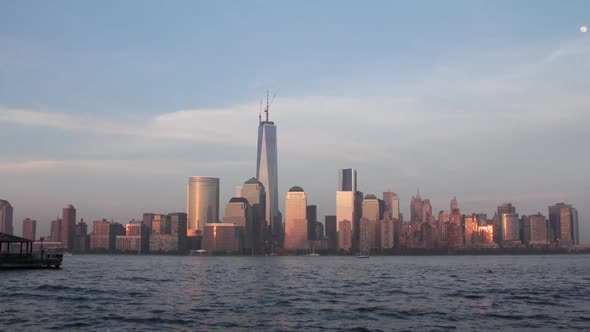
top-left (1, 1), bottom-right (589, 241)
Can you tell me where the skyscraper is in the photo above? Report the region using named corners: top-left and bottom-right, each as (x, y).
top-left (306, 205), bottom-right (318, 241)
top-left (50, 218), bottom-right (62, 243)
top-left (501, 213), bottom-right (520, 243)
top-left (22, 218), bottom-right (36, 241)
top-left (383, 191), bottom-right (400, 220)
top-left (241, 177), bottom-right (266, 253)
top-left (410, 189), bottom-right (423, 222)
top-left (187, 176), bottom-right (220, 236)
top-left (325, 215), bottom-right (337, 250)
top-left (548, 203), bottom-right (577, 245)
top-left (62, 204), bottom-right (76, 250)
top-left (256, 99), bottom-right (280, 243)
top-left (224, 197), bottom-right (252, 252)
top-left (338, 168), bottom-right (357, 192)
top-left (284, 186), bottom-right (308, 250)
top-left (0, 199), bottom-right (14, 235)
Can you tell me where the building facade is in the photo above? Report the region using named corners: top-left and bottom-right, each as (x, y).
top-left (284, 186), bottom-right (308, 251)
top-left (61, 204), bottom-right (76, 250)
top-left (202, 223), bottom-right (242, 253)
top-left (187, 176), bottom-right (220, 236)
top-left (0, 199), bottom-right (14, 235)
top-left (22, 218), bottom-right (36, 241)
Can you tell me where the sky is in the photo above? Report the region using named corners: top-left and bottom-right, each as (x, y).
top-left (1, 1), bottom-right (589, 242)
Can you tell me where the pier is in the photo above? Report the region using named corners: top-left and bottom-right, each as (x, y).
top-left (0, 233), bottom-right (63, 269)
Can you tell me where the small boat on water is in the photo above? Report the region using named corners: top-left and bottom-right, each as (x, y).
top-left (189, 249), bottom-right (207, 256)
top-left (0, 233), bottom-right (63, 269)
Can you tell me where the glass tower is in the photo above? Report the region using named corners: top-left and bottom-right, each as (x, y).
top-left (256, 103), bottom-right (280, 242)
top-left (187, 176), bottom-right (220, 236)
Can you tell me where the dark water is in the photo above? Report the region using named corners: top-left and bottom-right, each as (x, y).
top-left (1, 255), bottom-right (590, 331)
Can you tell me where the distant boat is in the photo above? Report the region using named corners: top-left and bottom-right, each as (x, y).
top-left (189, 249), bottom-right (207, 256)
top-left (306, 253), bottom-right (320, 257)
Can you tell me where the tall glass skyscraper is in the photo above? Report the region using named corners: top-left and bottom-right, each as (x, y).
top-left (256, 104), bottom-right (280, 242)
top-left (187, 176), bottom-right (220, 236)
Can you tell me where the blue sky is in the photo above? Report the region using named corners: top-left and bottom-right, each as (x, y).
top-left (1, 1), bottom-right (589, 241)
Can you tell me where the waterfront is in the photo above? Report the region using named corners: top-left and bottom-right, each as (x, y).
top-left (1, 255), bottom-right (589, 331)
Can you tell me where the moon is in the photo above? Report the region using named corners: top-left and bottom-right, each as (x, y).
top-left (581, 26), bottom-right (588, 33)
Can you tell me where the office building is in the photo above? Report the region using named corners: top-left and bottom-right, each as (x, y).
top-left (150, 212), bottom-right (187, 253)
top-left (410, 189), bottom-right (422, 222)
top-left (22, 218), bottom-right (36, 241)
top-left (241, 177), bottom-right (266, 253)
top-left (501, 213), bottom-right (520, 243)
top-left (338, 168), bottom-right (357, 192)
top-left (523, 213), bottom-right (548, 245)
top-left (74, 220), bottom-right (88, 252)
top-left (325, 215), bottom-right (337, 250)
top-left (90, 219), bottom-right (125, 251)
top-left (187, 176), bottom-right (220, 236)
top-left (380, 218), bottom-right (395, 250)
top-left (284, 186), bottom-right (308, 251)
top-left (50, 219), bottom-right (62, 243)
top-left (224, 197), bottom-right (252, 251)
top-left (202, 223), bottom-right (241, 253)
top-left (382, 191), bottom-right (400, 220)
top-left (61, 204), bottom-right (76, 250)
top-left (116, 223), bottom-right (149, 253)
top-left (338, 220), bottom-right (352, 252)
top-left (548, 203), bottom-right (577, 245)
top-left (307, 205), bottom-right (318, 241)
top-left (0, 199), bottom-right (14, 235)
top-left (256, 101), bottom-right (281, 244)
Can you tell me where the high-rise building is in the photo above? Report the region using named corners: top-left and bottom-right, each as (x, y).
top-left (523, 213), bottom-right (548, 246)
top-left (421, 199), bottom-right (432, 223)
top-left (50, 219), bottom-right (62, 243)
top-left (202, 223), bottom-right (242, 253)
top-left (187, 176), bottom-right (220, 236)
top-left (338, 168), bottom-right (357, 192)
top-left (150, 213), bottom-right (187, 253)
top-left (450, 197), bottom-right (459, 211)
top-left (410, 189), bottom-right (423, 222)
top-left (256, 100), bottom-right (280, 244)
top-left (90, 219), bottom-right (125, 251)
top-left (548, 203), bottom-right (577, 245)
top-left (22, 218), bottom-right (36, 241)
top-left (0, 199), bottom-right (14, 235)
top-left (61, 204), bottom-right (76, 250)
top-left (336, 191), bottom-right (355, 232)
top-left (224, 197), bottom-right (252, 252)
top-left (74, 220), bottom-right (88, 252)
top-left (362, 195), bottom-right (381, 222)
top-left (116, 223), bottom-right (149, 253)
top-left (497, 203), bottom-right (516, 217)
top-left (382, 192), bottom-right (400, 220)
top-left (464, 215), bottom-right (478, 246)
top-left (380, 218), bottom-right (395, 250)
top-left (338, 220), bottom-right (353, 251)
top-left (241, 177), bottom-right (266, 253)
top-left (325, 215), bottom-right (337, 250)
top-left (284, 186), bottom-right (308, 251)
top-left (306, 205), bottom-right (318, 241)
top-left (501, 213), bottom-right (520, 243)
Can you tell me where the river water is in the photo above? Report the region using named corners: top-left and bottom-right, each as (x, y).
top-left (1, 255), bottom-right (589, 331)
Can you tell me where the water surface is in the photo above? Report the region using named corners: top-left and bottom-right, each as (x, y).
top-left (1, 255), bottom-right (589, 331)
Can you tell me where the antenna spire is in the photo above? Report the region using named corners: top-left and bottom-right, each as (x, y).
top-left (265, 89), bottom-right (270, 122)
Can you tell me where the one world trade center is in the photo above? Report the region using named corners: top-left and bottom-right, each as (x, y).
top-left (256, 95), bottom-right (282, 248)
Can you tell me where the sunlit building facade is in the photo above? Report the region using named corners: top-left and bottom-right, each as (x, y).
top-left (50, 219), bottom-right (62, 243)
top-left (224, 197), bottom-right (252, 251)
top-left (202, 223), bottom-right (241, 253)
top-left (501, 213), bottom-right (520, 244)
top-left (187, 176), bottom-right (220, 236)
top-left (382, 191), bottom-right (400, 220)
top-left (256, 109), bottom-right (280, 243)
top-left (548, 203), bottom-right (577, 245)
top-left (22, 218), bottom-right (36, 241)
top-left (523, 213), bottom-right (548, 245)
top-left (380, 218), bottom-right (395, 250)
top-left (284, 186), bottom-right (308, 251)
